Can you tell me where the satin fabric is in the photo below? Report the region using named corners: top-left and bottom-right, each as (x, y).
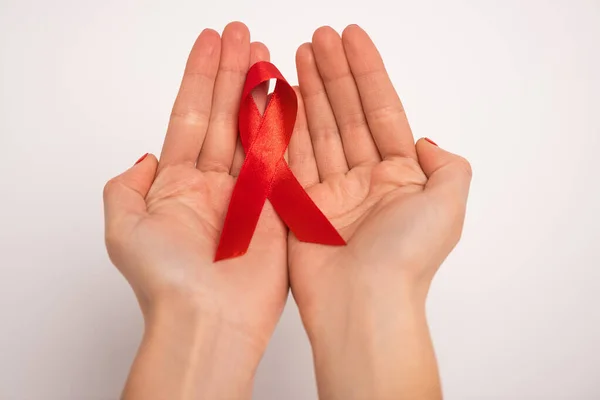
top-left (215, 61), bottom-right (345, 261)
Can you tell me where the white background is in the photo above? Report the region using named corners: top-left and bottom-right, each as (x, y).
top-left (1, 0), bottom-right (599, 399)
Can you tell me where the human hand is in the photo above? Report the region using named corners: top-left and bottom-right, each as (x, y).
top-left (103, 22), bottom-right (287, 399)
top-left (288, 25), bottom-right (472, 399)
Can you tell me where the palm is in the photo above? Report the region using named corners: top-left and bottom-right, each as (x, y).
top-left (132, 165), bottom-right (286, 341)
top-left (105, 24), bottom-right (289, 347)
top-left (286, 26), bottom-right (463, 327)
top-left (289, 155), bottom-right (439, 311)
top-left (302, 158), bottom-right (426, 238)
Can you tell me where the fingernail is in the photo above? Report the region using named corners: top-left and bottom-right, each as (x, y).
top-left (424, 138), bottom-right (438, 147)
top-left (134, 153), bottom-right (148, 165)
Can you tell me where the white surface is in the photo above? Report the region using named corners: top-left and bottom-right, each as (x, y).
top-left (1, 0), bottom-right (599, 399)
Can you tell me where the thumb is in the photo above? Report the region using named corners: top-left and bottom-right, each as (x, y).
top-left (103, 153), bottom-right (158, 226)
top-left (416, 138), bottom-right (472, 204)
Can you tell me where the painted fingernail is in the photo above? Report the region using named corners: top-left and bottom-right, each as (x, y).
top-left (134, 153), bottom-right (148, 165)
top-left (424, 138), bottom-right (438, 146)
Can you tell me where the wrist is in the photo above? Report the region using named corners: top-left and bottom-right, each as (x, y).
top-left (303, 272), bottom-right (429, 345)
top-left (140, 289), bottom-right (271, 356)
top-left (123, 297), bottom-right (263, 400)
top-left (309, 288), bottom-right (428, 360)
top-left (303, 276), bottom-right (440, 400)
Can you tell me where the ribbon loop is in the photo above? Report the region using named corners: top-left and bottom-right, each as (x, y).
top-left (215, 62), bottom-right (345, 261)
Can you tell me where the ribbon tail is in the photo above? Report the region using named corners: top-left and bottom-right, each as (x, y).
top-left (269, 162), bottom-right (346, 246)
top-left (214, 159), bottom-right (270, 261)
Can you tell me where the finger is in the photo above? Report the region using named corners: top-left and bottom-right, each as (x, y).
top-left (230, 41), bottom-right (270, 177)
top-left (159, 29), bottom-right (221, 170)
top-left (197, 21), bottom-right (250, 173)
top-left (296, 42), bottom-right (349, 180)
top-left (288, 86), bottom-right (319, 187)
top-left (416, 138), bottom-right (472, 207)
top-left (342, 24), bottom-right (417, 160)
top-left (104, 153), bottom-right (158, 231)
top-left (311, 26), bottom-right (380, 168)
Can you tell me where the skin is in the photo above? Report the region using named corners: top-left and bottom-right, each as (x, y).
top-left (103, 22), bottom-right (471, 400)
top-left (288, 25), bottom-right (472, 400)
top-left (104, 23), bottom-right (286, 399)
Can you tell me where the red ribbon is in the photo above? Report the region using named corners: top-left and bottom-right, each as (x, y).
top-left (215, 61), bottom-right (346, 261)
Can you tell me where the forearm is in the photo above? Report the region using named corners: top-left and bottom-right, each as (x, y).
top-left (122, 299), bottom-right (262, 400)
top-left (309, 284), bottom-right (441, 400)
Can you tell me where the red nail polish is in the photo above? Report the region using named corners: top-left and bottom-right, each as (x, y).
top-left (135, 153), bottom-right (148, 165)
top-left (424, 138), bottom-right (438, 147)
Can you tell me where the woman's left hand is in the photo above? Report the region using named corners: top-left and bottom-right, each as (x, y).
top-left (103, 22), bottom-right (287, 400)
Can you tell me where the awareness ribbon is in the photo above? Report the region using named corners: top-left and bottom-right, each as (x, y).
top-left (215, 61), bottom-right (345, 261)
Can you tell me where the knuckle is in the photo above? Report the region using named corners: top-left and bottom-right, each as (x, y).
top-left (456, 156), bottom-right (473, 180)
top-left (170, 108), bottom-right (210, 128)
top-left (313, 125), bottom-right (339, 141)
top-left (184, 70), bottom-right (218, 83)
top-left (104, 228), bottom-right (120, 250)
top-left (302, 86), bottom-right (327, 101)
top-left (104, 228), bottom-right (128, 268)
top-left (352, 67), bottom-right (387, 81)
top-left (103, 178), bottom-right (119, 200)
top-left (338, 112), bottom-right (368, 134)
top-left (296, 151), bottom-right (315, 165)
top-left (366, 102), bottom-right (405, 124)
top-left (198, 159), bottom-right (230, 174)
top-left (321, 69), bottom-right (353, 85)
